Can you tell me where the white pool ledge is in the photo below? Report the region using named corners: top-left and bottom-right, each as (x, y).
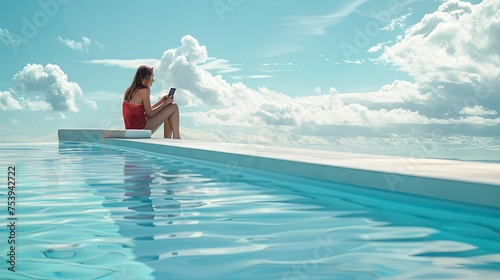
top-left (58, 129), bottom-right (500, 209)
top-left (58, 128), bottom-right (151, 143)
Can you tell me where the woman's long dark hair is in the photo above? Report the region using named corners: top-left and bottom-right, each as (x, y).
top-left (123, 65), bottom-right (154, 102)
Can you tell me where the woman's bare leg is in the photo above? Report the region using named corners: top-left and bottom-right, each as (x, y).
top-left (144, 103), bottom-right (180, 137)
top-left (163, 118), bottom-right (172, 138)
top-left (168, 106), bottom-right (181, 139)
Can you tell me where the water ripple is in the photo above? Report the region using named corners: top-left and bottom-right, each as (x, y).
top-left (1, 142), bottom-right (500, 280)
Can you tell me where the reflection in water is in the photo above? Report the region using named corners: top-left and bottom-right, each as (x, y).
top-left (122, 152), bottom-right (182, 227)
top-left (123, 155), bottom-right (155, 224)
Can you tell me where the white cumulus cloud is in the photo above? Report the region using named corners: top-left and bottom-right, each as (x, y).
top-left (0, 28), bottom-right (21, 47)
top-left (367, 43), bottom-right (384, 53)
top-left (55, 36), bottom-right (101, 53)
top-left (379, 0), bottom-right (500, 119)
top-left (7, 63), bottom-right (96, 112)
top-left (381, 0), bottom-right (499, 86)
top-left (143, 34), bottom-right (497, 142)
top-left (0, 91), bottom-right (23, 110)
top-left (459, 105), bottom-right (497, 116)
top-left (381, 10), bottom-right (413, 31)
top-left (154, 35), bottom-right (262, 107)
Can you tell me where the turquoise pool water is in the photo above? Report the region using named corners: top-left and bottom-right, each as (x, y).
top-left (1, 142), bottom-right (500, 279)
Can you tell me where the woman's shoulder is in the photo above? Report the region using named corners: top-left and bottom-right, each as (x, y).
top-left (135, 87), bottom-right (150, 95)
top-left (134, 87), bottom-right (150, 100)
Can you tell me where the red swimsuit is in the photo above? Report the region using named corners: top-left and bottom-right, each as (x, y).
top-left (122, 102), bottom-right (147, 129)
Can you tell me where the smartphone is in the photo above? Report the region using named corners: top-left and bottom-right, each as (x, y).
top-left (167, 87), bottom-right (176, 97)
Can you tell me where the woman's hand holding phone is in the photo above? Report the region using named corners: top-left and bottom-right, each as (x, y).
top-left (161, 88), bottom-right (176, 107)
top-left (163, 96), bottom-right (173, 106)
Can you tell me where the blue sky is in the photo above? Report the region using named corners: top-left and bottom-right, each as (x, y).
top-left (1, 0), bottom-right (499, 160)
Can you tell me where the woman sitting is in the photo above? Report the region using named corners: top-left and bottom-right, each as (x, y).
top-left (122, 65), bottom-right (181, 139)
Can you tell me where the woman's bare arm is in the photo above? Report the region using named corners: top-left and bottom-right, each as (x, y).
top-left (152, 95), bottom-right (168, 109)
top-left (138, 88), bottom-right (171, 117)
